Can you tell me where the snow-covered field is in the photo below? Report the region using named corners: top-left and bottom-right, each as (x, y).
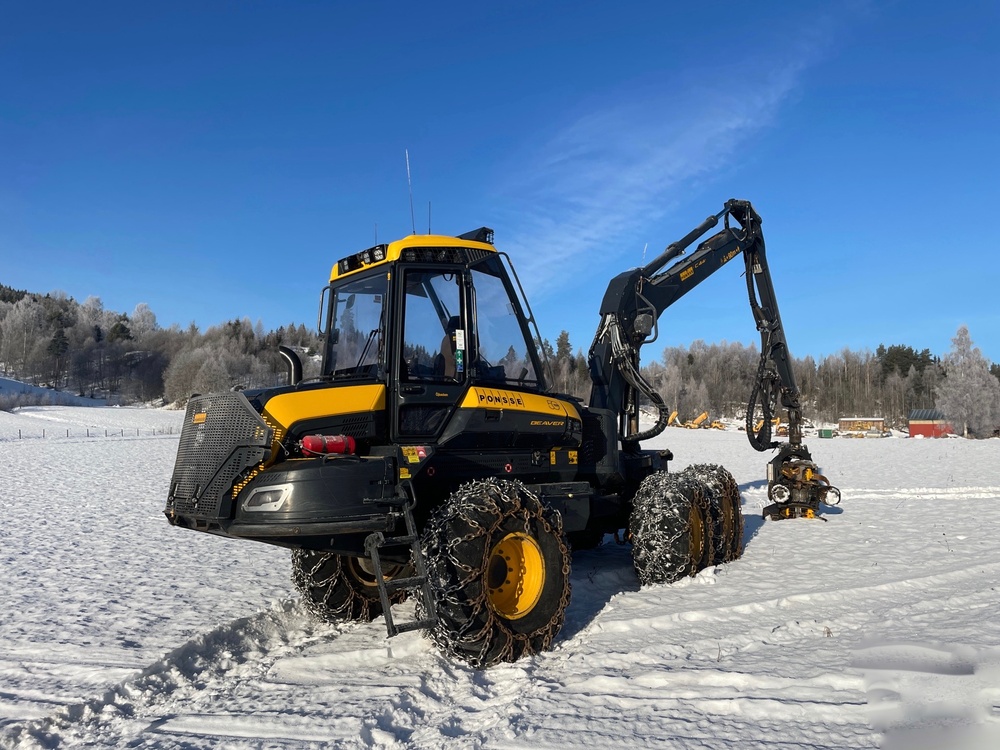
top-left (1, 406), bottom-right (999, 749)
top-left (0, 378), bottom-right (109, 409)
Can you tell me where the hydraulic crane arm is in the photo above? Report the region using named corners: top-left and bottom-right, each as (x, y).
top-left (588, 199), bottom-right (840, 518)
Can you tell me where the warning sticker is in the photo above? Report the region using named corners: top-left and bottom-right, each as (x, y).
top-left (401, 446), bottom-right (428, 464)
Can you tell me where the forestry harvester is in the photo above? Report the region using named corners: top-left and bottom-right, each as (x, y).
top-left (164, 199), bottom-right (840, 667)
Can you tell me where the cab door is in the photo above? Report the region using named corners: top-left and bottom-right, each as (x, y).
top-left (391, 267), bottom-right (468, 442)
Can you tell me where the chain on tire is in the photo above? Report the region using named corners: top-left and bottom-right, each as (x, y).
top-left (630, 471), bottom-right (713, 585)
top-left (683, 464), bottom-right (744, 564)
top-left (419, 478), bottom-right (572, 669)
top-left (291, 549), bottom-right (408, 623)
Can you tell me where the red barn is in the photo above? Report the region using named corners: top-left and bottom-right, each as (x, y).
top-left (908, 409), bottom-right (953, 438)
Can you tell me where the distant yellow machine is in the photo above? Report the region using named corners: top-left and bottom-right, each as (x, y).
top-left (754, 416), bottom-right (781, 433)
top-left (683, 411), bottom-right (709, 429)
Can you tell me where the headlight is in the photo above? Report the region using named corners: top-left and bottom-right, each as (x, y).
top-left (243, 484), bottom-right (292, 512)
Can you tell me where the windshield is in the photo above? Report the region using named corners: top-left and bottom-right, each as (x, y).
top-left (322, 272), bottom-right (388, 379)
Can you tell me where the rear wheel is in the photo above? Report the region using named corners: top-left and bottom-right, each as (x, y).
top-left (630, 471), bottom-right (712, 585)
top-left (421, 479), bottom-right (572, 668)
top-left (292, 550), bottom-right (410, 623)
top-left (685, 464), bottom-right (744, 564)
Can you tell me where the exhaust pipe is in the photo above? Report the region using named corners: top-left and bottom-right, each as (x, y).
top-left (278, 345), bottom-right (303, 386)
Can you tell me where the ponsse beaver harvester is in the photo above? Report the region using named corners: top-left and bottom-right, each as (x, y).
top-left (165, 199), bottom-right (840, 668)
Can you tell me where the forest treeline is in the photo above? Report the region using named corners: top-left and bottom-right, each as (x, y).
top-left (0, 286), bottom-right (321, 408)
top-left (3, 284), bottom-right (999, 436)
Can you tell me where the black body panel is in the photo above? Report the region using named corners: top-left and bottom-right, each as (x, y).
top-left (166, 393), bottom-right (272, 520)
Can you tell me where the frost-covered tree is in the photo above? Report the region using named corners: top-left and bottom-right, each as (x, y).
top-left (130, 303), bottom-right (157, 341)
top-left (935, 326), bottom-right (1000, 438)
top-left (0, 296), bottom-right (45, 377)
top-left (163, 348), bottom-right (212, 404)
top-left (192, 353), bottom-right (233, 395)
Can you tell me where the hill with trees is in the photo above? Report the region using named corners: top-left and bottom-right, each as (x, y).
top-left (2, 283), bottom-right (998, 436)
top-left (0, 284), bottom-right (319, 409)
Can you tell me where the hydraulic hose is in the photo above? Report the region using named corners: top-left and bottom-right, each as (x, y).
top-left (601, 314), bottom-right (671, 446)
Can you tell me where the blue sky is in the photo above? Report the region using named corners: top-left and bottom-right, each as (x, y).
top-left (2, 1), bottom-right (998, 365)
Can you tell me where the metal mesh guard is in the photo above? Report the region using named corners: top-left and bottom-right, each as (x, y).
top-left (167, 392), bottom-right (273, 518)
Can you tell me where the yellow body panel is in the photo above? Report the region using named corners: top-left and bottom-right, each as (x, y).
top-left (459, 387), bottom-right (581, 422)
top-left (331, 234), bottom-right (497, 281)
top-left (263, 384), bottom-right (387, 430)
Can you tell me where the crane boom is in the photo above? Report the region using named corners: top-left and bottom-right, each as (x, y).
top-left (588, 199), bottom-right (840, 518)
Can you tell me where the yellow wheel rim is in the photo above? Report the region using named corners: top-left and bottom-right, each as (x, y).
top-left (346, 556), bottom-right (406, 589)
top-left (719, 494), bottom-right (734, 552)
top-left (689, 504), bottom-right (705, 569)
top-left (487, 532), bottom-right (545, 620)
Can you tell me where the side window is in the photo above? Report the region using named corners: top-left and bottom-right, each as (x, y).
top-left (401, 270), bottom-right (463, 381)
top-left (470, 266), bottom-right (539, 386)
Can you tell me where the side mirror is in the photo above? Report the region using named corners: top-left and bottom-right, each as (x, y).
top-left (317, 284), bottom-right (331, 334)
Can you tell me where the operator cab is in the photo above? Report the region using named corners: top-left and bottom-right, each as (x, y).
top-left (318, 232), bottom-right (564, 451)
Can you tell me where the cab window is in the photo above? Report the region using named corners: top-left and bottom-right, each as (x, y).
top-left (470, 265), bottom-right (539, 387)
top-left (401, 269), bottom-right (463, 382)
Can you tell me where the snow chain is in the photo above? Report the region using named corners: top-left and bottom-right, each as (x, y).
top-left (420, 478), bottom-right (572, 668)
top-left (291, 550), bottom-right (400, 623)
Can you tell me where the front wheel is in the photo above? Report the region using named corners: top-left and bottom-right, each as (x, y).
top-left (292, 550), bottom-right (410, 623)
top-left (421, 479), bottom-right (572, 669)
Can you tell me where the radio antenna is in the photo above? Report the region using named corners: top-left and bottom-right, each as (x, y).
top-left (428, 201), bottom-right (431, 234)
top-left (374, 222), bottom-right (378, 245)
top-left (405, 149), bottom-right (416, 235)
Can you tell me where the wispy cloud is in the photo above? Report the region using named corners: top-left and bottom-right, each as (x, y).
top-left (496, 19), bottom-right (838, 304)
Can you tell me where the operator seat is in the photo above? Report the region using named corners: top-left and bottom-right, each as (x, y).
top-left (435, 316), bottom-right (460, 379)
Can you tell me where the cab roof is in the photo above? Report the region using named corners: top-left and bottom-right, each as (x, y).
top-left (330, 228), bottom-right (496, 281)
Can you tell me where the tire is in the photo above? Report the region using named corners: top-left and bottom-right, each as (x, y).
top-left (630, 471), bottom-right (712, 585)
top-left (292, 549), bottom-right (410, 623)
top-left (420, 479), bottom-right (572, 669)
top-left (684, 464), bottom-right (744, 564)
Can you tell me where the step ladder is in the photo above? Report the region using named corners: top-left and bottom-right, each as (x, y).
top-left (364, 493), bottom-right (437, 637)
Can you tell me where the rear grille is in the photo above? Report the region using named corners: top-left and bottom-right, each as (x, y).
top-left (167, 393), bottom-right (273, 519)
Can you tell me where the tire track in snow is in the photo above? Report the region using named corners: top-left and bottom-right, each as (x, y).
top-left (5, 482), bottom-right (997, 748)
top-left (588, 559), bottom-right (1000, 639)
top-left (0, 600), bottom-right (339, 749)
top-left (504, 486), bottom-right (1000, 750)
top-left (0, 599), bottom-right (544, 749)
